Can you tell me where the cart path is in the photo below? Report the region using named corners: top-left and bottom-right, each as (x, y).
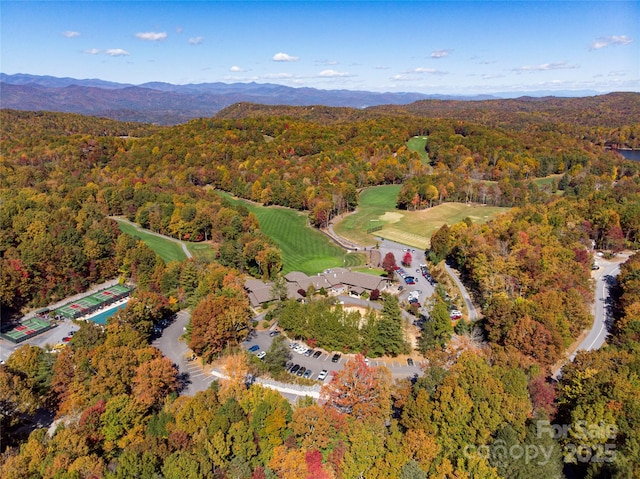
top-left (111, 216), bottom-right (192, 259)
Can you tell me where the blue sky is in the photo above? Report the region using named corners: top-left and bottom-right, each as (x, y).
top-left (1, 1), bottom-right (638, 94)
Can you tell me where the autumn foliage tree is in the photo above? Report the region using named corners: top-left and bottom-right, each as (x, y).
top-left (382, 252), bottom-right (397, 277)
top-left (131, 357), bottom-right (179, 408)
top-left (320, 354), bottom-right (392, 421)
top-left (189, 290), bottom-right (251, 362)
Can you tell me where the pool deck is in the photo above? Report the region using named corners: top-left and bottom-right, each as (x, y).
top-left (81, 298), bottom-right (129, 324)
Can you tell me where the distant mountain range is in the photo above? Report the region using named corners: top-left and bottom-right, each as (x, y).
top-left (0, 73), bottom-right (603, 125)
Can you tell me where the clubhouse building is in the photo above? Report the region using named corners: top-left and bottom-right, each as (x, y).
top-left (244, 267), bottom-right (390, 308)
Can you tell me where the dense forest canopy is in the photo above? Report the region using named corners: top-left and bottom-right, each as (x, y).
top-left (0, 94), bottom-right (639, 478)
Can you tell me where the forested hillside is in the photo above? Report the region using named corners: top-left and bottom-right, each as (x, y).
top-left (1, 96), bottom-right (639, 478)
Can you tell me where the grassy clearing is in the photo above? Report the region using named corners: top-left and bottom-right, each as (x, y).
top-left (217, 192), bottom-right (365, 274)
top-left (115, 219), bottom-right (187, 263)
top-left (335, 186), bottom-right (510, 249)
top-left (352, 266), bottom-right (387, 277)
top-left (186, 242), bottom-right (218, 263)
top-left (407, 136), bottom-right (429, 163)
top-left (533, 174), bottom-right (562, 187)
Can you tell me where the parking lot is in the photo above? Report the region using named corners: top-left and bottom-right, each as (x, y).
top-left (243, 324), bottom-right (425, 383)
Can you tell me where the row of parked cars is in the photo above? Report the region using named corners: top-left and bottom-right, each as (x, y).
top-left (394, 265), bottom-right (417, 285)
top-left (419, 264), bottom-right (437, 286)
top-left (287, 342), bottom-right (341, 381)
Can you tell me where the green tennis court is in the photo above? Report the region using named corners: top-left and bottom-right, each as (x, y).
top-left (53, 284), bottom-right (134, 320)
top-left (1, 316), bottom-right (53, 343)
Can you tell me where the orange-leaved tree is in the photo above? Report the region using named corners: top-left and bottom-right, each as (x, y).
top-left (320, 354), bottom-right (391, 421)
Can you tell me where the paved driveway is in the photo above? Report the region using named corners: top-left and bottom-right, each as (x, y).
top-left (152, 310), bottom-right (214, 395)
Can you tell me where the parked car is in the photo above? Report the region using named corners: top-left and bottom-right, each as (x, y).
top-left (248, 345), bottom-right (260, 352)
top-left (62, 336), bottom-right (72, 342)
top-left (312, 350), bottom-right (322, 359)
top-left (303, 369), bottom-right (312, 378)
top-left (290, 364), bottom-right (300, 374)
top-left (296, 367), bottom-right (306, 377)
top-left (317, 369), bottom-right (328, 381)
top-left (256, 351), bottom-right (266, 359)
top-left (304, 349), bottom-right (314, 357)
top-left (269, 330), bottom-right (281, 337)
top-left (331, 353), bottom-right (341, 363)
top-left (407, 358), bottom-right (414, 366)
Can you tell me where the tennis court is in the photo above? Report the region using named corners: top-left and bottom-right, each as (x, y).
top-left (1, 316), bottom-right (53, 343)
top-left (53, 284), bottom-right (134, 320)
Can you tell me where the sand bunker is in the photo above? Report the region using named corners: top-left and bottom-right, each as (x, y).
top-left (378, 211), bottom-right (404, 223)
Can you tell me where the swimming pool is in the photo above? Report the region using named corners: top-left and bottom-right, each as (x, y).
top-left (89, 301), bottom-right (128, 325)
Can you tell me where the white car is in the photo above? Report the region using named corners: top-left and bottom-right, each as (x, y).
top-left (256, 351), bottom-right (266, 359)
top-left (296, 346), bottom-right (308, 355)
top-left (317, 369), bottom-right (328, 381)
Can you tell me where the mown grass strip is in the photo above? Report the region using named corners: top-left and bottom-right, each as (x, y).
top-left (217, 192), bottom-right (365, 274)
top-left (334, 185), bottom-right (402, 246)
top-left (114, 219), bottom-right (187, 263)
top-left (407, 136), bottom-right (430, 163)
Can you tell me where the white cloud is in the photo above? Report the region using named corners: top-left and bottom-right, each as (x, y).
top-left (590, 35), bottom-right (633, 50)
top-left (135, 31), bottom-right (167, 41)
top-left (189, 36), bottom-right (204, 45)
top-left (431, 49), bottom-right (451, 59)
top-left (83, 48), bottom-right (101, 55)
top-left (105, 49), bottom-right (130, 57)
top-left (318, 69), bottom-right (351, 78)
top-left (63, 31), bottom-right (80, 38)
top-left (230, 66), bottom-right (245, 72)
top-left (272, 52), bottom-right (299, 62)
top-left (176, 26), bottom-right (183, 34)
top-left (391, 74), bottom-right (415, 81)
top-left (515, 62), bottom-right (578, 72)
top-left (406, 67), bottom-right (448, 75)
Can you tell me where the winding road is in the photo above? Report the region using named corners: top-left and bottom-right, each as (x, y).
top-left (552, 254), bottom-right (629, 377)
top-left (443, 262), bottom-right (479, 321)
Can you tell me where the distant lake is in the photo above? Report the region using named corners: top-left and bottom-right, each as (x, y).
top-left (612, 149), bottom-right (640, 162)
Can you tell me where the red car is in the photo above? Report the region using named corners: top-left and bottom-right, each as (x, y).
top-left (62, 336), bottom-right (72, 342)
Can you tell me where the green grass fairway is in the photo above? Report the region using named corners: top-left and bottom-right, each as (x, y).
top-left (407, 136), bottom-right (429, 163)
top-left (335, 185), bottom-right (509, 249)
top-left (217, 192), bottom-right (365, 274)
top-left (115, 219), bottom-right (187, 263)
top-left (334, 185), bottom-right (402, 246)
